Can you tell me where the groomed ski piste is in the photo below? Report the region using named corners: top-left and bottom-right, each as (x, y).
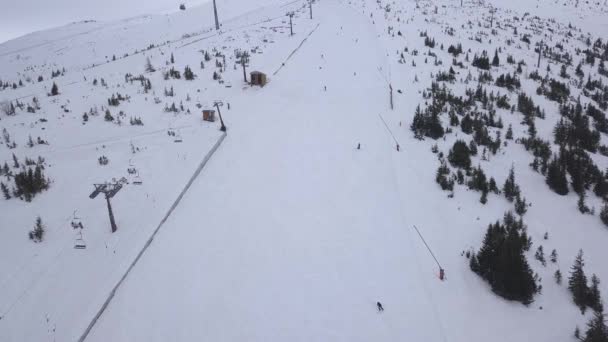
top-left (1, 0), bottom-right (608, 341)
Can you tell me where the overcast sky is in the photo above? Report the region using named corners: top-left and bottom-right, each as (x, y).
top-left (0, 0), bottom-right (209, 44)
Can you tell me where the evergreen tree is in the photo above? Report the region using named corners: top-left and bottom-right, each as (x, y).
top-left (469, 140), bottom-right (478, 156)
top-left (145, 57), bottom-right (156, 72)
top-left (1, 181), bottom-right (10, 199)
top-left (506, 124), bottom-right (514, 140)
top-left (435, 161), bottom-right (454, 191)
top-left (503, 166), bottom-right (520, 202)
top-left (515, 195), bottom-right (528, 216)
top-left (29, 216), bottom-right (45, 242)
top-left (600, 202), bottom-right (608, 227)
top-left (551, 249), bottom-right (558, 263)
top-left (569, 250), bottom-right (590, 313)
top-left (448, 140), bottom-right (471, 169)
top-left (184, 66), bottom-right (195, 80)
top-left (555, 269), bottom-right (563, 284)
top-left (104, 109), bottom-right (114, 122)
top-left (579, 192), bottom-right (591, 214)
top-left (170, 53), bottom-right (175, 64)
top-left (583, 311), bottom-right (608, 342)
top-left (489, 177), bottom-right (499, 194)
top-left (12, 153), bottom-right (19, 168)
top-left (50, 82), bottom-right (59, 96)
top-left (470, 212), bottom-right (537, 304)
top-left (535, 245), bottom-right (546, 266)
top-left (588, 274), bottom-right (604, 313)
top-left (492, 49), bottom-right (500, 67)
top-left (546, 156), bottom-right (569, 195)
top-left (13, 165), bottom-right (50, 201)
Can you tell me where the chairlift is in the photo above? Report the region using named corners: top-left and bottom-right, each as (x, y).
top-left (70, 211), bottom-right (83, 229)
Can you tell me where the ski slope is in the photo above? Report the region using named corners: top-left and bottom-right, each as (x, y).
top-left (2, 0), bottom-right (608, 341)
top-left (86, 2), bottom-right (446, 341)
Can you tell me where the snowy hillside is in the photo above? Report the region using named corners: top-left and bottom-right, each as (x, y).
top-left (1, 0), bottom-right (608, 341)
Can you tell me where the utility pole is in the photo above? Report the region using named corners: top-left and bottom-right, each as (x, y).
top-left (214, 101), bottom-right (227, 132)
top-left (537, 40), bottom-right (543, 68)
top-left (389, 84), bottom-right (394, 110)
top-left (240, 51), bottom-right (250, 83)
top-left (212, 0), bottom-right (220, 30)
top-left (309, 0), bottom-right (313, 19)
top-left (287, 12), bottom-right (294, 36)
top-left (89, 182), bottom-right (123, 233)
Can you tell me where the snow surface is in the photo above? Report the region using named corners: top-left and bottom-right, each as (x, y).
top-left (1, 0), bottom-right (608, 341)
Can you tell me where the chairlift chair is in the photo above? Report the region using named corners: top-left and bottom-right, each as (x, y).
top-left (133, 172), bottom-right (143, 185)
top-left (74, 230), bottom-right (86, 249)
top-left (174, 131), bottom-right (183, 143)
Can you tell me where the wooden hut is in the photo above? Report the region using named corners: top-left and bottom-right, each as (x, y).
top-left (203, 109), bottom-right (216, 122)
top-left (250, 71), bottom-right (267, 87)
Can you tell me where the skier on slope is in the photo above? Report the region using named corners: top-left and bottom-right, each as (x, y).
top-left (377, 302), bottom-right (384, 312)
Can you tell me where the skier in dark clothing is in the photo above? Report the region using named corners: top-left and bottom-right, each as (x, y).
top-left (357, 143), bottom-right (361, 150)
top-left (377, 302), bottom-right (384, 312)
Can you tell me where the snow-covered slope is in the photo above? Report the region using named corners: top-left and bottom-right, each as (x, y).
top-left (1, 0), bottom-right (608, 341)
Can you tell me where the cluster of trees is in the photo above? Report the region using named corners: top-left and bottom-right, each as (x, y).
top-left (469, 212), bottom-right (537, 304)
top-left (107, 93), bottom-right (128, 106)
top-left (164, 67), bottom-right (182, 80)
top-left (495, 73), bottom-right (521, 90)
top-left (471, 51), bottom-right (495, 70)
top-left (0, 78), bottom-right (23, 91)
top-left (184, 66), bottom-right (196, 80)
top-left (537, 79), bottom-right (571, 103)
top-left (447, 43), bottom-right (463, 57)
top-left (2, 163), bottom-right (51, 202)
top-left (129, 117), bottom-right (144, 126)
top-left (554, 102), bottom-right (601, 153)
top-left (50, 68), bottom-right (65, 78)
top-left (125, 74), bottom-right (153, 93)
top-left (411, 82), bottom-right (469, 140)
top-left (163, 65), bottom-right (197, 81)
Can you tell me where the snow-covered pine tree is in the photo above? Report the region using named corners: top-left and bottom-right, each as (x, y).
top-left (587, 274), bottom-right (604, 313)
top-left (600, 202), bottom-right (608, 227)
top-left (583, 310), bottom-right (608, 342)
top-left (50, 82), bottom-right (59, 96)
top-left (1, 181), bottom-right (10, 199)
top-left (546, 156), bottom-right (569, 195)
top-left (503, 166), bottom-right (520, 202)
top-left (555, 269), bottom-right (563, 285)
top-left (492, 49), bottom-right (500, 67)
top-left (470, 212), bottom-right (537, 304)
top-left (29, 216), bottom-right (45, 242)
top-left (569, 250), bottom-right (590, 313)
